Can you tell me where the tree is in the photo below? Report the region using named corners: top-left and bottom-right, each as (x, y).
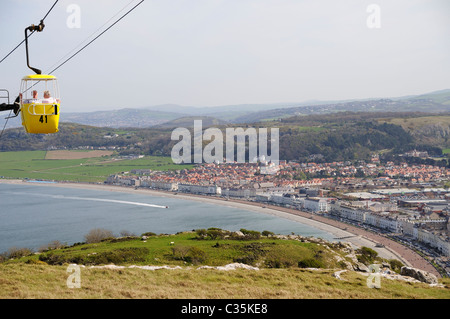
top-left (355, 168), bottom-right (365, 178)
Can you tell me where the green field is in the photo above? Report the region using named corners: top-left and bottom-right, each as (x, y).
top-left (0, 151), bottom-right (191, 182)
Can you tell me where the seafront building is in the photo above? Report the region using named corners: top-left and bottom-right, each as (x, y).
top-left (105, 160), bottom-right (450, 265)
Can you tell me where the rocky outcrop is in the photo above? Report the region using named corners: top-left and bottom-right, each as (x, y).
top-left (353, 262), bottom-right (369, 272)
top-left (332, 270), bottom-right (347, 280)
top-left (197, 263), bottom-right (259, 271)
top-left (400, 266), bottom-right (438, 284)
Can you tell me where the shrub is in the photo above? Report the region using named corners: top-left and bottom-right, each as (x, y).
top-left (86, 247), bottom-right (149, 264)
top-left (240, 229), bottom-right (261, 240)
top-left (206, 229), bottom-right (223, 240)
top-left (120, 230), bottom-right (136, 237)
top-left (262, 230), bottom-right (274, 237)
top-left (39, 247), bottom-right (150, 265)
top-left (195, 229), bottom-right (207, 238)
top-left (38, 252), bottom-right (66, 265)
top-left (172, 246), bottom-right (191, 261)
top-left (141, 232), bottom-right (157, 237)
top-left (265, 256), bottom-right (296, 268)
top-left (187, 247), bottom-right (207, 265)
top-left (298, 258), bottom-right (324, 269)
top-left (234, 243), bottom-right (268, 266)
top-left (195, 228), bottom-right (230, 240)
top-left (357, 246), bottom-right (378, 265)
top-left (234, 254), bottom-right (259, 265)
top-left (389, 259), bottom-right (404, 273)
top-left (38, 240), bottom-right (66, 252)
top-left (7, 247), bottom-right (33, 259)
top-left (172, 246), bottom-right (207, 265)
top-left (84, 228), bottom-right (115, 244)
top-left (110, 236), bottom-right (138, 243)
top-left (26, 259), bottom-right (48, 265)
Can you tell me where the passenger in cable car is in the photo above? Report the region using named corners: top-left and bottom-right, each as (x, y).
top-left (24, 90), bottom-right (39, 103)
top-left (42, 90), bottom-right (57, 104)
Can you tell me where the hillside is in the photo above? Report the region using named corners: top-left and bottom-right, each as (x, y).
top-left (0, 112), bottom-right (449, 164)
top-left (378, 115), bottom-right (450, 148)
top-left (63, 89), bottom-right (450, 126)
top-left (274, 112), bottom-right (450, 162)
top-left (1, 229), bottom-right (449, 299)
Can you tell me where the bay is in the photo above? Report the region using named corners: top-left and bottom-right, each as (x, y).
top-left (0, 183), bottom-right (335, 253)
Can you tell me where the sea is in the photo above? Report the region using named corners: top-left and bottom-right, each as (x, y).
top-left (0, 182), bottom-right (335, 253)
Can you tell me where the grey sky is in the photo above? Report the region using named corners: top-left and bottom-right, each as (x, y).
top-left (0, 0), bottom-right (449, 113)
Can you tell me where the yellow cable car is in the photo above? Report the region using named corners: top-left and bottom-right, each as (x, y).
top-left (1, 20), bottom-right (62, 135)
top-left (20, 74), bottom-right (60, 134)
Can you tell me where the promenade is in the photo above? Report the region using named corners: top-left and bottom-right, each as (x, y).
top-left (131, 184), bottom-right (442, 278)
top-left (231, 199), bottom-right (441, 277)
top-left (0, 179), bottom-right (441, 277)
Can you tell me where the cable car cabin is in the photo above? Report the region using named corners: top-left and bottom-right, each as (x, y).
top-left (20, 74), bottom-right (60, 134)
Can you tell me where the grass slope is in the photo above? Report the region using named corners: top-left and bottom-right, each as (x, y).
top-left (1, 264), bottom-right (449, 299)
top-left (1, 230), bottom-right (449, 299)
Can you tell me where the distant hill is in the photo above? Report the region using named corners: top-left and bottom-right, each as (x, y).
top-left (232, 89), bottom-right (450, 123)
top-left (60, 108), bottom-right (187, 128)
top-left (143, 103), bottom-right (308, 122)
top-left (153, 116), bottom-right (228, 128)
top-left (2, 89), bottom-right (449, 132)
top-left (0, 89), bottom-right (436, 129)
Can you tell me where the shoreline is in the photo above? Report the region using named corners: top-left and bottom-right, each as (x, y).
top-left (0, 179), bottom-right (441, 277)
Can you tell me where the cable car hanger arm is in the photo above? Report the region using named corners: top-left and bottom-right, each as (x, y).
top-left (25, 20), bottom-right (45, 75)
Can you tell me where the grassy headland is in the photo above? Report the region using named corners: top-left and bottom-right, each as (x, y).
top-left (1, 229), bottom-right (449, 299)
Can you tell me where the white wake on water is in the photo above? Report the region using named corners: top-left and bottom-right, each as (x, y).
top-left (3, 191), bottom-right (168, 209)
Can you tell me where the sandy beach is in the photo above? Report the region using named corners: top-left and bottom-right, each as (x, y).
top-left (0, 179), bottom-right (440, 277)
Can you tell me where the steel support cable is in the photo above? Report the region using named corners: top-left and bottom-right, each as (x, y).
top-left (46, 0), bottom-right (138, 74)
top-left (0, 0), bottom-right (144, 139)
top-left (0, 0), bottom-right (59, 139)
top-left (48, 0), bottom-right (144, 74)
top-left (0, 0), bottom-right (59, 65)
top-left (21, 0), bottom-right (144, 95)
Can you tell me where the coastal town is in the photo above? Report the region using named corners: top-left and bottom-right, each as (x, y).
top-left (105, 158), bottom-right (450, 277)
